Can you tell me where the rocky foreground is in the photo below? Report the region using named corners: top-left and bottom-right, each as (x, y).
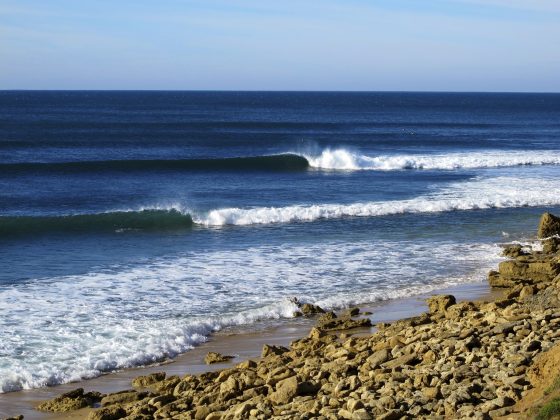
top-left (17, 213), bottom-right (560, 419)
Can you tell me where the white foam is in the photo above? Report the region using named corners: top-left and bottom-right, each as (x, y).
top-left (303, 148), bottom-right (560, 171)
top-left (0, 240), bottom-right (500, 392)
top-left (195, 176), bottom-right (560, 226)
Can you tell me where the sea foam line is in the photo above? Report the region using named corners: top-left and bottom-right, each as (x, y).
top-left (0, 240), bottom-right (500, 392)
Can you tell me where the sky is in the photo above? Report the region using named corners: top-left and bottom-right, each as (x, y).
top-left (1, 0), bottom-right (559, 91)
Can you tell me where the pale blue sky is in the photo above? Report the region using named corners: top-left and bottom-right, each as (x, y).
top-left (1, 0), bottom-right (559, 91)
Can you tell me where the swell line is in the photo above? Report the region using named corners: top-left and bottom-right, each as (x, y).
top-left (0, 210), bottom-right (193, 236)
top-left (0, 154), bottom-right (310, 173)
top-left (2, 149), bottom-right (560, 174)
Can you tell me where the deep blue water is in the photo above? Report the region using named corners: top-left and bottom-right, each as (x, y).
top-left (1, 91), bottom-right (560, 393)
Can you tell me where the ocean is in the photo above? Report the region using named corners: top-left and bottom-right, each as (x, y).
top-left (1, 91), bottom-right (559, 393)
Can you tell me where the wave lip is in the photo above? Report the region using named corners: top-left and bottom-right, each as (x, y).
top-left (304, 149), bottom-right (560, 171)
top-left (0, 209), bottom-right (193, 236)
top-left (0, 154), bottom-right (309, 173)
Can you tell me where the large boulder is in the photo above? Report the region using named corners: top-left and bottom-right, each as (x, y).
top-left (132, 372), bottom-right (166, 388)
top-left (36, 388), bottom-right (104, 412)
top-left (426, 295), bottom-right (456, 313)
top-left (538, 212), bottom-right (560, 238)
top-left (497, 260), bottom-right (560, 283)
top-left (269, 376), bottom-right (318, 404)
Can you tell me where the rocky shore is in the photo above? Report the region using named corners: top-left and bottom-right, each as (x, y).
top-left (10, 212), bottom-right (560, 419)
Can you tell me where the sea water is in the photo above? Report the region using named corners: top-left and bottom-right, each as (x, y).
top-left (0, 91), bottom-right (559, 392)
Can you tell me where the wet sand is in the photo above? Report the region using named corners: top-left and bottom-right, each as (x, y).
top-left (0, 281), bottom-right (502, 419)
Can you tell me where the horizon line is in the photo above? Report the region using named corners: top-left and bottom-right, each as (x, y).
top-left (1, 89), bottom-right (560, 94)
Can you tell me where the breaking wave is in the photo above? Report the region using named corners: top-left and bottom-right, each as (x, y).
top-left (3, 149), bottom-right (560, 174)
top-left (303, 148), bottom-right (560, 171)
top-left (196, 176), bottom-right (560, 226)
top-left (4, 175), bottom-right (560, 235)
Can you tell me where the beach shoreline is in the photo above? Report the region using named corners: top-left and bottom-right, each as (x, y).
top-left (15, 213), bottom-right (560, 419)
top-left (0, 280), bottom-right (502, 419)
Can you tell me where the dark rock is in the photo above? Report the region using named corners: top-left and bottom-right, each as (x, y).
top-left (502, 244), bottom-right (525, 258)
top-left (341, 307), bottom-right (360, 317)
top-left (538, 212), bottom-right (560, 238)
top-left (543, 237), bottom-right (560, 254)
top-left (300, 303), bottom-right (326, 315)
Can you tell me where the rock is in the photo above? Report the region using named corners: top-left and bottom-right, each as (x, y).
top-left (377, 410), bottom-right (404, 420)
top-left (544, 237), bottom-right (560, 254)
top-left (151, 375), bottom-right (180, 394)
top-left (423, 386), bottom-right (441, 399)
top-left (502, 244), bottom-right (525, 258)
top-left (488, 270), bottom-right (517, 288)
top-left (341, 307), bottom-right (360, 317)
top-left (269, 376), bottom-right (318, 404)
top-left (383, 353), bottom-right (420, 369)
top-left (100, 390), bottom-right (143, 407)
top-left (236, 359), bottom-right (257, 370)
top-left (366, 349), bottom-right (390, 368)
top-left (376, 395), bottom-right (396, 410)
top-left (498, 260), bottom-right (560, 283)
top-left (352, 408), bottom-right (373, 420)
top-left (519, 285), bottom-right (535, 299)
top-left (316, 313), bottom-right (371, 331)
top-left (538, 212), bottom-right (560, 238)
top-left (131, 371), bottom-right (166, 388)
top-left (219, 376), bottom-right (239, 396)
top-left (88, 406), bottom-right (127, 420)
top-left (426, 295), bottom-right (456, 313)
top-left (309, 327), bottom-right (325, 340)
top-left (347, 398), bottom-right (364, 411)
top-left (338, 408), bottom-right (354, 419)
top-left (204, 352), bottom-right (234, 365)
top-left (36, 388), bottom-right (104, 412)
top-left (301, 303), bottom-right (325, 315)
top-left (261, 344), bottom-right (289, 358)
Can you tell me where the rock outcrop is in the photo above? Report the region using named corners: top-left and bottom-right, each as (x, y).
top-left (538, 212), bottom-right (560, 238)
top-left (36, 388), bottom-right (104, 412)
top-left (205, 352), bottom-right (234, 365)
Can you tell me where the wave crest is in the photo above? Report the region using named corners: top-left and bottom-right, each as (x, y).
top-left (304, 148), bottom-right (560, 171)
top-left (196, 176), bottom-right (560, 226)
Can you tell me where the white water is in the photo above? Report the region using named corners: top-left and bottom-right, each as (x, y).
top-left (196, 175), bottom-right (560, 226)
top-left (302, 148), bottom-right (560, 171)
top-left (0, 240), bottom-right (500, 392)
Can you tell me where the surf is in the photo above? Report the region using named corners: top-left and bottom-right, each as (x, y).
top-left (303, 148), bottom-right (560, 171)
